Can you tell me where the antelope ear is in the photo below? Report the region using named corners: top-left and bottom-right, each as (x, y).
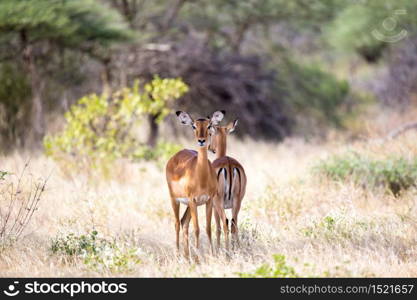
top-left (176, 111), bottom-right (193, 126)
top-left (210, 110), bottom-right (225, 125)
top-left (227, 119), bottom-right (238, 133)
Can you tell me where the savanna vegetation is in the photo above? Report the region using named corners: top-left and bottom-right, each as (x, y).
top-left (1, 0), bottom-right (417, 277)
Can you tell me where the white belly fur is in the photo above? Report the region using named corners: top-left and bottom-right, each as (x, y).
top-left (176, 194), bottom-right (210, 206)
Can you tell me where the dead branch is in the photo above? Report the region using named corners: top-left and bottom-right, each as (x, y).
top-left (387, 121), bottom-right (417, 140)
top-left (0, 163), bottom-right (47, 246)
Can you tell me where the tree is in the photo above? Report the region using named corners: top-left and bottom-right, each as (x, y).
top-left (325, 0), bottom-right (417, 62)
top-left (0, 0), bottom-right (134, 146)
top-left (44, 77), bottom-right (188, 176)
top-left (178, 0), bottom-right (342, 54)
top-left (106, 0), bottom-right (348, 139)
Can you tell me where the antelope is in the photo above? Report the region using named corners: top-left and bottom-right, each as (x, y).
top-left (182, 118), bottom-right (247, 249)
top-left (166, 110), bottom-right (229, 257)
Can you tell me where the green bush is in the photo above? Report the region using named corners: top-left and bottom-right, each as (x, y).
top-left (131, 140), bottom-right (182, 166)
top-left (44, 77), bottom-right (188, 175)
top-left (325, 0), bottom-right (417, 62)
top-left (277, 58), bottom-right (350, 132)
top-left (239, 254), bottom-right (298, 278)
top-left (50, 231), bottom-right (141, 273)
top-left (314, 152), bottom-right (417, 195)
top-left (0, 171), bottom-right (7, 180)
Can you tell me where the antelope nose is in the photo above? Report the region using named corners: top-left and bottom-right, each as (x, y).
top-left (198, 139), bottom-right (206, 146)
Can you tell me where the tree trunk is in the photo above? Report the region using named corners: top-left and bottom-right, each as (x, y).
top-left (101, 58), bottom-right (113, 95)
top-left (21, 30), bottom-right (45, 147)
top-left (231, 22), bottom-right (250, 54)
top-left (161, 0), bottom-right (187, 31)
top-left (147, 114), bottom-right (159, 147)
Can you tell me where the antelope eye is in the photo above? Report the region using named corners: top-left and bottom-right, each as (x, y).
top-left (192, 124), bottom-right (196, 130)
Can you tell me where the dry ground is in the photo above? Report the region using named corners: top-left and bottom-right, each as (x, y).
top-left (1, 111), bottom-right (417, 277)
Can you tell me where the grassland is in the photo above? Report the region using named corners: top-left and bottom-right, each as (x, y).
top-left (0, 110), bottom-right (417, 277)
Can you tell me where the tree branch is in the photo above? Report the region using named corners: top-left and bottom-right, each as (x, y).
top-left (387, 121), bottom-right (417, 140)
top-left (161, 0), bottom-right (188, 31)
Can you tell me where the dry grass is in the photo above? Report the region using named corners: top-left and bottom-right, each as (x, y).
top-left (1, 113), bottom-right (417, 277)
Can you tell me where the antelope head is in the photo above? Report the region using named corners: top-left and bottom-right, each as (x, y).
top-left (176, 110), bottom-right (226, 148)
top-left (208, 119), bottom-right (238, 155)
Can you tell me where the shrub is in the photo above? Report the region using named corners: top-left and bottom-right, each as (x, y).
top-left (131, 140), bottom-right (182, 165)
top-left (277, 58), bottom-right (351, 134)
top-left (50, 230), bottom-right (141, 273)
top-left (239, 254), bottom-right (298, 278)
top-left (0, 171), bottom-right (7, 180)
top-left (0, 165), bottom-right (46, 248)
top-left (313, 152), bottom-right (417, 195)
top-left (44, 77), bottom-right (188, 175)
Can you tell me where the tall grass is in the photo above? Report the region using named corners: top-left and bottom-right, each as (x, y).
top-left (1, 113), bottom-right (417, 277)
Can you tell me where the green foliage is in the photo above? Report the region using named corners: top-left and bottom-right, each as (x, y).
top-left (278, 58), bottom-right (350, 129)
top-left (239, 254), bottom-right (298, 278)
top-left (131, 141), bottom-right (182, 164)
top-left (0, 63), bottom-right (31, 107)
top-left (43, 77), bottom-right (188, 174)
top-left (325, 0), bottom-right (417, 61)
top-left (0, 0), bottom-right (133, 47)
top-left (182, 0), bottom-right (343, 50)
top-left (314, 152), bottom-right (417, 195)
top-left (51, 230), bottom-right (102, 257)
top-left (0, 63), bottom-right (31, 147)
top-left (325, 4), bottom-right (385, 61)
top-left (0, 171), bottom-right (7, 180)
top-left (50, 230), bottom-right (141, 273)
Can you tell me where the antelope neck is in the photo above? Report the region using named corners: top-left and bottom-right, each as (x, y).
top-left (196, 146), bottom-right (210, 173)
top-left (217, 137), bottom-right (227, 158)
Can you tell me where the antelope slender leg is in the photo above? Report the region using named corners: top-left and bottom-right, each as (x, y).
top-left (231, 169), bottom-right (243, 249)
top-left (171, 199), bottom-right (181, 251)
top-left (214, 210), bottom-right (221, 249)
top-left (182, 217), bottom-right (191, 258)
top-left (206, 199), bottom-right (213, 254)
top-left (231, 215), bottom-right (239, 248)
top-left (231, 200), bottom-right (241, 248)
top-left (189, 199), bottom-right (200, 250)
top-left (214, 201), bottom-right (229, 251)
top-left (181, 205), bottom-right (192, 259)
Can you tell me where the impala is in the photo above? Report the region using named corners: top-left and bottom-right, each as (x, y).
top-left (166, 110), bottom-right (229, 257)
top-left (182, 118), bottom-right (247, 249)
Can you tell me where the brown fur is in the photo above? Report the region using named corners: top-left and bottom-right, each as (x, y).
top-left (182, 120), bottom-right (247, 248)
top-left (166, 113), bottom-right (229, 258)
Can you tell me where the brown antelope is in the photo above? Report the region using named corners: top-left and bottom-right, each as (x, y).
top-left (182, 118), bottom-right (247, 249)
top-left (166, 110), bottom-right (229, 257)
top-left (210, 119), bottom-right (247, 247)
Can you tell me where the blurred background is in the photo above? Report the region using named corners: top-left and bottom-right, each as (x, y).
top-left (1, 0), bottom-right (417, 153)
